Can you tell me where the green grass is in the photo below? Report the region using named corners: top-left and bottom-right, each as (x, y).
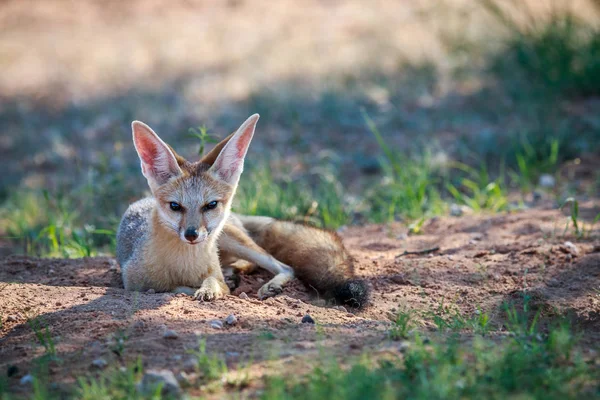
top-left (186, 339), bottom-right (228, 383)
top-left (262, 304), bottom-right (598, 400)
top-left (483, 0), bottom-right (600, 99)
top-left (388, 310), bottom-right (413, 341)
top-left (28, 317), bottom-right (57, 358)
top-left (3, 300), bottom-right (598, 399)
top-left (77, 359), bottom-right (152, 400)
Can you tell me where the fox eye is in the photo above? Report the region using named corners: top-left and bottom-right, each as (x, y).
top-left (204, 201), bottom-right (218, 211)
top-left (169, 202), bottom-right (182, 211)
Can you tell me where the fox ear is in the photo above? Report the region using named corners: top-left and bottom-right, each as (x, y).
top-left (209, 114), bottom-right (259, 186)
top-left (132, 121), bottom-right (183, 191)
top-left (200, 132), bottom-right (235, 166)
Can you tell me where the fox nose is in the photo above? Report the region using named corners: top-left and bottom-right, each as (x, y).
top-left (184, 228), bottom-right (199, 242)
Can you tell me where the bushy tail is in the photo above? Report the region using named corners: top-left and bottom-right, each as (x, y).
top-left (332, 279), bottom-right (371, 309)
top-left (298, 273), bottom-right (371, 309)
top-left (237, 215), bottom-right (371, 309)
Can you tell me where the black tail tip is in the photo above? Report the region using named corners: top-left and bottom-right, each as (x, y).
top-left (333, 279), bottom-right (370, 309)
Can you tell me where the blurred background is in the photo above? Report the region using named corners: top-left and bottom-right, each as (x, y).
top-left (0, 0), bottom-right (599, 257)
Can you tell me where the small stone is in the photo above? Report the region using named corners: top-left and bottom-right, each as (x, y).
top-left (48, 269), bottom-right (56, 275)
top-left (333, 306), bottom-right (348, 313)
top-left (547, 278), bottom-right (560, 287)
top-left (139, 370), bottom-right (181, 398)
top-left (225, 314), bottom-right (237, 326)
top-left (146, 289), bottom-right (156, 294)
top-left (163, 330), bottom-right (179, 339)
top-left (396, 233), bottom-right (408, 240)
top-left (449, 203), bottom-right (463, 217)
top-left (183, 358), bottom-right (197, 373)
top-left (239, 292), bottom-right (249, 300)
top-left (20, 374), bottom-right (33, 385)
top-left (7, 365), bottom-right (19, 377)
top-left (6, 315), bottom-right (17, 322)
top-left (209, 320), bottom-right (223, 329)
top-left (539, 174), bottom-right (556, 188)
top-left (390, 274), bottom-right (409, 285)
top-left (563, 241), bottom-right (579, 256)
top-left (175, 371), bottom-right (196, 387)
top-left (398, 341), bottom-right (411, 353)
top-left (91, 358), bottom-right (108, 369)
top-left (301, 314), bottom-right (315, 324)
top-left (108, 260), bottom-right (118, 271)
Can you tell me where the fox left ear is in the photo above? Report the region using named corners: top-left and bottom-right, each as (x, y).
top-left (209, 114), bottom-right (259, 187)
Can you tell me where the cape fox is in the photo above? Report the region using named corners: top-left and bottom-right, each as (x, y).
top-left (116, 114), bottom-right (369, 308)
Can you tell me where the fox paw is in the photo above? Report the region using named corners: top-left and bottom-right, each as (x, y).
top-left (258, 281), bottom-right (283, 300)
top-left (193, 287), bottom-right (223, 301)
top-left (193, 277), bottom-right (226, 301)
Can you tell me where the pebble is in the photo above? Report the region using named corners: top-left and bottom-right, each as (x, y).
top-left (225, 314), bottom-right (237, 326)
top-left (139, 370), bottom-right (181, 398)
top-left (175, 371), bottom-right (196, 387)
top-left (7, 365), bottom-right (18, 377)
top-left (146, 289), bottom-right (156, 294)
top-left (301, 314), bottom-right (315, 324)
top-left (390, 274), bottom-right (409, 285)
top-left (182, 358), bottom-right (197, 373)
top-left (333, 306), bottom-right (348, 313)
top-left (108, 260), bottom-right (118, 271)
top-left (209, 320), bottom-right (223, 329)
top-left (563, 241), bottom-right (579, 256)
top-left (91, 358), bottom-right (108, 369)
top-left (539, 174), bottom-right (556, 188)
top-left (449, 203), bottom-right (463, 217)
top-left (398, 341), bottom-right (411, 353)
top-left (7, 315), bottom-right (17, 322)
top-left (163, 329), bottom-right (179, 339)
top-left (239, 292), bottom-right (249, 300)
top-left (20, 374), bottom-right (33, 386)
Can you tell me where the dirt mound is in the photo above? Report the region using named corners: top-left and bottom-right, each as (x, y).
top-left (1, 208), bottom-right (599, 396)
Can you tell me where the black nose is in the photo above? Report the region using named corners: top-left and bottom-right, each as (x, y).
top-left (184, 228), bottom-right (199, 242)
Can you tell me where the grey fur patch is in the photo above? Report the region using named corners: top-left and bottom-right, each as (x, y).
top-left (116, 197), bottom-right (154, 271)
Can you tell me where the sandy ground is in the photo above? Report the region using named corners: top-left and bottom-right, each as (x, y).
top-left (1, 206), bottom-right (599, 397)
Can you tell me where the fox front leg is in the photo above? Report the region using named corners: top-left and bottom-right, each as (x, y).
top-left (219, 224), bottom-right (294, 299)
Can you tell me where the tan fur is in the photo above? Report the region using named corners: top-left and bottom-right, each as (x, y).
top-left (119, 114), bottom-right (366, 306)
top-left (118, 115), bottom-right (259, 301)
top-left (236, 217), bottom-right (355, 295)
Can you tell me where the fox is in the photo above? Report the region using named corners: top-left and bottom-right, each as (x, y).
top-left (116, 114), bottom-right (369, 308)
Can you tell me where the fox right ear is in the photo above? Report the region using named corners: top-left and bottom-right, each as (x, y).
top-left (199, 132), bottom-right (235, 166)
top-left (132, 121), bottom-right (183, 192)
top-left (208, 114), bottom-right (259, 187)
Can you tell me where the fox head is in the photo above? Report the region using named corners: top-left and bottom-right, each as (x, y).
top-left (131, 114), bottom-right (259, 245)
